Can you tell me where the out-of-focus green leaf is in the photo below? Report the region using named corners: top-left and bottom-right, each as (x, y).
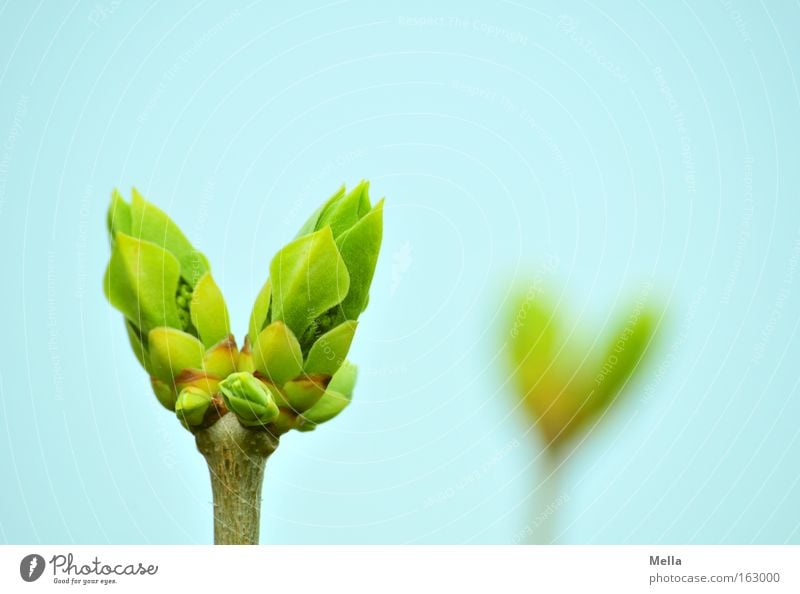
top-left (508, 292), bottom-right (558, 378)
top-left (588, 305), bottom-right (659, 415)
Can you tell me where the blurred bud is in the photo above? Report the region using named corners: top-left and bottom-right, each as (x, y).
top-left (219, 372), bottom-right (280, 427)
top-left (507, 287), bottom-right (661, 451)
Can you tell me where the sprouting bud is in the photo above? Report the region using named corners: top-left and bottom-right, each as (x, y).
top-left (248, 182), bottom-right (383, 361)
top-left (219, 372), bottom-right (280, 428)
top-left (104, 184), bottom-right (383, 437)
top-left (103, 188), bottom-right (230, 341)
top-left (507, 288), bottom-right (660, 451)
top-left (175, 387), bottom-right (213, 429)
top-left (103, 188), bottom-right (232, 410)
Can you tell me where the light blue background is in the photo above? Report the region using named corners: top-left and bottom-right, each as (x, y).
top-left (1, 0), bottom-right (799, 544)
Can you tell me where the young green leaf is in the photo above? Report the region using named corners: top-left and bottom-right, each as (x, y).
top-left (316, 180), bottom-right (371, 238)
top-left (190, 272), bottom-right (230, 348)
top-left (129, 188), bottom-right (209, 286)
top-left (107, 189), bottom-right (131, 239)
top-left (148, 327), bottom-right (206, 383)
top-left (252, 321), bottom-right (303, 386)
top-left (304, 320), bottom-right (357, 376)
top-left (124, 319), bottom-right (150, 372)
top-left (294, 185), bottom-right (346, 239)
top-left (103, 233), bottom-right (182, 334)
top-left (202, 336), bottom-right (239, 378)
top-left (333, 199), bottom-right (383, 320)
top-left (300, 390), bottom-right (351, 426)
top-left (269, 226), bottom-right (350, 339)
top-left (589, 306), bottom-right (659, 415)
top-left (282, 375), bottom-right (328, 413)
top-left (247, 279), bottom-right (272, 344)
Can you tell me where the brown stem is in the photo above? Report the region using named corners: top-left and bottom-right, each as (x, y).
top-left (195, 413), bottom-right (279, 545)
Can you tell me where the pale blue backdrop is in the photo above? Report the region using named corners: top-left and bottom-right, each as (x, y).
top-left (1, 0), bottom-right (799, 543)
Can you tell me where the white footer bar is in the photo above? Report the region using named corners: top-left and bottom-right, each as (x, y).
top-left (1, 545), bottom-right (797, 593)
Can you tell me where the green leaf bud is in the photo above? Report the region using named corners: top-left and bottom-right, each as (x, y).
top-left (506, 286), bottom-right (661, 450)
top-left (219, 372), bottom-right (280, 427)
top-left (175, 386), bottom-right (213, 428)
